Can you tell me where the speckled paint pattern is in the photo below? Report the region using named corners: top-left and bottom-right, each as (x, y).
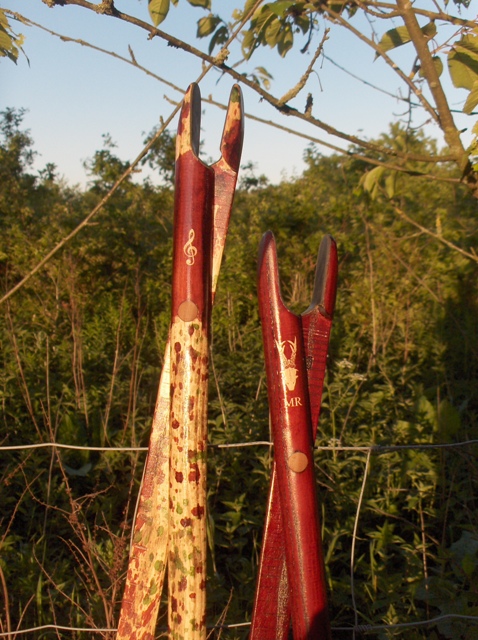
top-left (116, 83), bottom-right (243, 639)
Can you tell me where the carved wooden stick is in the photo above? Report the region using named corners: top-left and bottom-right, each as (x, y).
top-left (167, 83), bottom-right (214, 638)
top-left (116, 84), bottom-right (243, 640)
top-left (251, 232), bottom-right (337, 640)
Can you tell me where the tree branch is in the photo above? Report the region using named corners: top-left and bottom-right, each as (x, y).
top-left (393, 203), bottom-right (478, 264)
top-left (355, 0), bottom-right (478, 29)
top-left (395, 0), bottom-right (478, 195)
top-left (323, 4), bottom-right (440, 126)
top-left (11, 7), bottom-right (459, 177)
top-left (35, 0), bottom-right (447, 165)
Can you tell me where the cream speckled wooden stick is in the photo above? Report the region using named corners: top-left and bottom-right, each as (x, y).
top-left (117, 83), bottom-right (243, 640)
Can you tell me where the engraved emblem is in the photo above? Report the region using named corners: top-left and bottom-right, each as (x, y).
top-left (184, 229), bottom-right (197, 266)
top-left (276, 338), bottom-right (299, 391)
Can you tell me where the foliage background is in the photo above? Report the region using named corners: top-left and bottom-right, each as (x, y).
top-left (1, 106), bottom-right (478, 639)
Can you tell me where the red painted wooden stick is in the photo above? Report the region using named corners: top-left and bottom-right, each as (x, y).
top-left (251, 231), bottom-right (337, 640)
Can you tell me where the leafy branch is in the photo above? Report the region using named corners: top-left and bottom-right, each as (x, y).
top-left (8, 8), bottom-right (459, 182)
top-left (30, 0), bottom-right (458, 169)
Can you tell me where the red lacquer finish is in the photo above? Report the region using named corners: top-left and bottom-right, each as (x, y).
top-left (250, 232), bottom-right (337, 640)
top-left (171, 91), bottom-right (214, 324)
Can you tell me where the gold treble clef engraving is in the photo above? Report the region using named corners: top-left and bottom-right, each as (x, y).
top-left (183, 229), bottom-right (197, 266)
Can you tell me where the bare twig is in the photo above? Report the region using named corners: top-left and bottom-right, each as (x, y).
top-left (350, 448), bottom-right (372, 640)
top-left (278, 28), bottom-right (329, 105)
top-left (393, 203), bottom-right (478, 264)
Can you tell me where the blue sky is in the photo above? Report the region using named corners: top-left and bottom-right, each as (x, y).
top-left (2, 0), bottom-right (475, 188)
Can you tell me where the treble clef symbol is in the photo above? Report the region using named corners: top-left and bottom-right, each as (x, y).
top-left (183, 229), bottom-right (197, 266)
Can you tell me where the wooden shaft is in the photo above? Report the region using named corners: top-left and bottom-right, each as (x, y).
top-left (249, 463), bottom-right (291, 640)
top-left (116, 343), bottom-right (171, 640)
top-left (302, 235), bottom-right (338, 432)
top-left (251, 235), bottom-right (337, 640)
top-left (256, 232), bottom-right (331, 640)
top-left (117, 83), bottom-right (243, 640)
top-left (210, 84), bottom-right (243, 300)
top-left (168, 85), bottom-right (214, 639)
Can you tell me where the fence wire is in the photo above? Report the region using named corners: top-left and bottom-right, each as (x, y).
top-left (2, 438), bottom-right (478, 452)
top-left (2, 436), bottom-right (478, 637)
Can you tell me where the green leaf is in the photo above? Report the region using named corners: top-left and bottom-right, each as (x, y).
top-left (187, 0), bottom-right (211, 8)
top-left (63, 462), bottom-right (93, 477)
top-left (251, 6), bottom-right (275, 33)
top-left (243, 0), bottom-right (261, 18)
top-left (462, 554), bottom-right (476, 577)
top-left (377, 22), bottom-right (435, 58)
top-left (448, 35), bottom-right (478, 89)
top-left (378, 25), bottom-right (411, 54)
top-left (419, 56), bottom-right (443, 78)
top-left (277, 24), bottom-right (294, 57)
top-left (463, 79), bottom-right (478, 114)
top-left (0, 26), bottom-right (13, 51)
top-left (264, 17), bottom-right (281, 47)
top-left (253, 65), bottom-right (274, 89)
top-left (456, 34), bottom-right (478, 57)
top-left (361, 165), bottom-right (385, 199)
top-left (422, 21), bottom-right (437, 39)
top-left (268, 1), bottom-right (296, 17)
top-left (241, 29), bottom-right (256, 58)
top-left (294, 14), bottom-right (311, 35)
top-left (197, 14), bottom-right (220, 38)
top-left (0, 11), bottom-right (22, 64)
top-left (208, 25), bottom-right (228, 54)
top-left (255, 66), bottom-right (273, 80)
top-left (448, 50), bottom-right (478, 90)
top-left (438, 399), bottom-right (461, 438)
top-left (414, 395), bottom-right (437, 429)
top-left (385, 170), bottom-right (397, 198)
top-left (148, 0), bottom-right (170, 26)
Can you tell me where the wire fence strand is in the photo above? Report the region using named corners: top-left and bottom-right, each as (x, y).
top-left (2, 435), bottom-right (477, 636)
top-left (2, 613), bottom-right (478, 637)
top-left (2, 439), bottom-right (478, 452)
